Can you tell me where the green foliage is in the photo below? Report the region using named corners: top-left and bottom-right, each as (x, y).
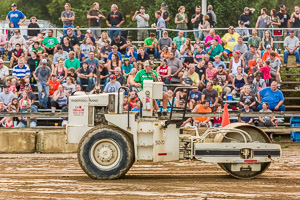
top-left (0, 0), bottom-right (297, 38)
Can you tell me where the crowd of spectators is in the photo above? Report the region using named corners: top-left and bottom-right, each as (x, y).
top-left (0, 2), bottom-right (299, 129)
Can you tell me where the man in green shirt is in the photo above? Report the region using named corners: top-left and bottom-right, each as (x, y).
top-left (64, 51), bottom-right (80, 72)
top-left (248, 29), bottom-right (261, 50)
top-left (173, 30), bottom-right (186, 50)
top-left (42, 29), bottom-right (59, 55)
top-left (144, 33), bottom-right (159, 58)
top-left (133, 60), bottom-right (168, 117)
top-left (208, 39), bottom-right (223, 60)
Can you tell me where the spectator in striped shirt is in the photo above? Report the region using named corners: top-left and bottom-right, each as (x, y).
top-left (12, 58), bottom-right (30, 81)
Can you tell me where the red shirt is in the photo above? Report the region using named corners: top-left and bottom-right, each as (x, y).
top-left (49, 80), bottom-right (60, 95)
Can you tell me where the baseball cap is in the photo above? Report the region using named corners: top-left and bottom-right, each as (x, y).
top-left (244, 7), bottom-right (249, 11)
top-left (123, 58), bottom-right (130, 61)
top-left (67, 27), bottom-right (73, 30)
top-left (289, 29), bottom-right (295, 33)
top-left (244, 101), bottom-right (251, 106)
top-left (113, 32), bottom-right (119, 37)
top-left (266, 44), bottom-right (272, 49)
top-left (250, 45), bottom-right (256, 48)
top-left (42, 59), bottom-right (47, 64)
top-left (86, 29), bottom-right (92, 33)
top-left (144, 60), bottom-right (150, 66)
top-left (240, 21), bottom-right (244, 25)
top-left (110, 74), bottom-right (116, 79)
top-left (11, 3), bottom-right (17, 7)
top-left (161, 3), bottom-right (167, 7)
top-left (57, 46), bottom-right (62, 50)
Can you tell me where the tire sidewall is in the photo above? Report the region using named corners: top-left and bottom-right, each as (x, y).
top-left (79, 127), bottom-right (133, 179)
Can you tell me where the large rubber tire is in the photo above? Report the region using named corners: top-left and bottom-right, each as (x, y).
top-left (78, 125), bottom-right (134, 180)
top-left (217, 123), bottom-right (271, 179)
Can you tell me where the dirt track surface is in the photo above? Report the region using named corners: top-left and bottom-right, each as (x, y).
top-left (0, 147), bottom-right (299, 200)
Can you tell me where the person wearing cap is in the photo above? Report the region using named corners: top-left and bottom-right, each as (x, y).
top-left (111, 32), bottom-right (127, 54)
top-left (6, 3), bottom-right (26, 28)
top-left (42, 29), bottom-right (59, 55)
top-left (27, 16), bottom-right (40, 38)
top-left (241, 101), bottom-right (254, 124)
top-left (262, 44), bottom-right (280, 61)
top-left (221, 26), bottom-right (240, 59)
top-left (93, 59), bottom-right (109, 89)
top-left (87, 2), bottom-right (105, 40)
top-left (235, 21), bottom-right (250, 41)
top-left (60, 27), bottom-right (79, 47)
top-left (103, 74), bottom-right (121, 93)
top-left (133, 60), bottom-right (169, 116)
top-left (61, 3), bottom-right (75, 36)
top-left (283, 30), bottom-right (300, 67)
top-left (159, 3), bottom-right (170, 28)
top-left (255, 8), bottom-right (269, 38)
top-left (0, 59), bottom-right (9, 85)
top-left (238, 7), bottom-right (255, 28)
top-left (106, 4), bottom-right (125, 40)
top-left (132, 6), bottom-right (149, 45)
top-left (53, 46), bottom-right (69, 66)
top-left (278, 5), bottom-right (290, 30)
top-left (33, 58), bottom-right (51, 108)
top-left (77, 62), bottom-right (93, 92)
top-left (0, 85), bottom-right (16, 106)
top-left (290, 5), bottom-right (300, 39)
top-left (8, 29), bottom-right (27, 51)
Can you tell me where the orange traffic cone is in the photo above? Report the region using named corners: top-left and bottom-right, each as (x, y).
top-left (221, 103), bottom-right (230, 127)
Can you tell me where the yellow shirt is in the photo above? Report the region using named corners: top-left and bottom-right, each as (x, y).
top-left (187, 72), bottom-right (200, 85)
top-left (213, 85), bottom-right (222, 97)
top-left (222, 32), bottom-right (240, 52)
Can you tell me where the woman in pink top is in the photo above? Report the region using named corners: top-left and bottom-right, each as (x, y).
top-left (204, 29), bottom-right (221, 48)
top-left (205, 61), bottom-right (217, 82)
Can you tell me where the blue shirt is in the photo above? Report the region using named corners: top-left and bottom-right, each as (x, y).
top-left (157, 17), bottom-right (166, 31)
top-left (259, 87), bottom-right (284, 107)
top-left (107, 51), bottom-right (122, 60)
top-left (241, 108), bottom-right (253, 123)
top-left (189, 91), bottom-right (202, 102)
top-left (124, 51), bottom-right (138, 61)
top-left (12, 64), bottom-right (30, 79)
top-left (122, 64), bottom-right (133, 74)
top-left (213, 61), bottom-right (227, 70)
top-left (7, 10), bottom-right (25, 28)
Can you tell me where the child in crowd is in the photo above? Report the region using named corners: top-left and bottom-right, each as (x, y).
top-left (131, 100), bottom-right (141, 112)
top-left (122, 58), bottom-right (133, 79)
top-left (247, 54), bottom-right (258, 75)
top-left (9, 78), bottom-right (17, 94)
top-left (212, 78), bottom-right (223, 98)
top-left (193, 38), bottom-right (201, 49)
top-left (259, 60), bottom-right (271, 86)
top-left (10, 43), bottom-right (24, 67)
top-left (129, 91), bottom-right (138, 109)
top-left (160, 46), bottom-right (169, 59)
top-left (194, 45), bottom-right (206, 64)
top-left (213, 104), bottom-right (222, 127)
top-left (123, 96), bottom-right (131, 111)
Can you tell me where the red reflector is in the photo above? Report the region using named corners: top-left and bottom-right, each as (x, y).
top-left (244, 160), bottom-right (257, 163)
top-left (158, 153), bottom-right (167, 156)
